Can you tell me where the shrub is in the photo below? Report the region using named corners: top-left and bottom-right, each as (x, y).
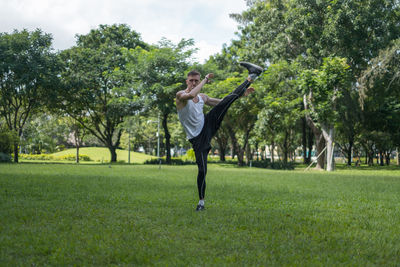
top-left (251, 159), bottom-right (294, 170)
top-left (57, 154), bottom-right (91, 161)
top-left (0, 127), bottom-right (17, 158)
top-left (185, 148), bottom-right (196, 162)
top-left (0, 152), bottom-right (12, 163)
top-left (18, 154), bottom-right (55, 160)
top-left (18, 154), bottom-right (92, 162)
top-left (144, 157), bottom-right (195, 165)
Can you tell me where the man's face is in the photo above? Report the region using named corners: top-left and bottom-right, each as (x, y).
top-left (186, 75), bottom-right (200, 91)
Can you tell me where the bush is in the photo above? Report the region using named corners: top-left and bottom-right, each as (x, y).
top-left (185, 148), bottom-right (196, 162)
top-left (57, 154), bottom-right (91, 161)
top-left (0, 152), bottom-right (12, 163)
top-left (0, 127), bottom-right (17, 158)
top-left (251, 159), bottom-right (295, 170)
top-left (144, 157), bottom-right (194, 165)
top-left (18, 154), bottom-right (92, 162)
top-left (18, 154), bottom-right (55, 160)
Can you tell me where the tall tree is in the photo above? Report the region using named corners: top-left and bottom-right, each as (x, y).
top-left (57, 24), bottom-right (147, 162)
top-left (300, 57), bottom-right (352, 171)
top-left (256, 60), bottom-right (303, 164)
top-left (359, 38), bottom-right (400, 165)
top-left (126, 38), bottom-right (196, 164)
top-left (231, 0), bottom-right (400, 170)
top-left (0, 29), bottom-right (60, 162)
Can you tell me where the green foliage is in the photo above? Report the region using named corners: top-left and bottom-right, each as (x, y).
top-left (0, 152), bottom-right (12, 162)
top-left (0, 29), bottom-right (60, 162)
top-left (300, 57), bottom-right (352, 124)
top-left (0, 126), bottom-right (17, 154)
top-left (126, 38), bottom-right (197, 163)
top-left (186, 148), bottom-right (196, 162)
top-left (58, 24), bottom-right (147, 162)
top-left (20, 113), bottom-right (70, 154)
top-left (144, 157), bottom-right (194, 165)
top-left (18, 154), bottom-right (91, 161)
top-left (251, 159), bottom-right (295, 170)
top-left (358, 38), bottom-right (400, 148)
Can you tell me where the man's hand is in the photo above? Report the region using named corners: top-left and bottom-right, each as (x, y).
top-left (244, 87), bottom-right (255, 97)
top-left (205, 73), bottom-right (214, 83)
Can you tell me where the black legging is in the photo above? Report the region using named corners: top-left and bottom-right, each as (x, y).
top-left (189, 79), bottom-right (251, 200)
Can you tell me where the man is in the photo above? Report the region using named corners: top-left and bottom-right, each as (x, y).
top-left (176, 62), bottom-right (263, 211)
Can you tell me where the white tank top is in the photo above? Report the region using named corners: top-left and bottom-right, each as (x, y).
top-left (177, 95), bottom-right (205, 139)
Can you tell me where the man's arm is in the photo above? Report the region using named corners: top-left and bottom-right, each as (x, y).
top-left (201, 94), bottom-right (221, 107)
top-left (176, 73), bottom-right (214, 102)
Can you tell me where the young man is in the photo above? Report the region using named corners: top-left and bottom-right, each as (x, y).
top-left (176, 62), bottom-right (263, 211)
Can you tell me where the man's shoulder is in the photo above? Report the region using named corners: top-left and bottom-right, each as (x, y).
top-left (176, 89), bottom-right (186, 95)
top-left (176, 91), bottom-right (188, 110)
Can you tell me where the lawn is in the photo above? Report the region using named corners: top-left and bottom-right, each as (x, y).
top-left (1, 163), bottom-right (400, 266)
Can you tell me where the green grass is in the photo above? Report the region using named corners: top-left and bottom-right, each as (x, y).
top-left (1, 164), bottom-right (400, 266)
top-left (32, 147), bottom-right (155, 164)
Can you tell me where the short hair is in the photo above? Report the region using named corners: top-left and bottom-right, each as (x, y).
top-left (187, 70), bottom-right (201, 77)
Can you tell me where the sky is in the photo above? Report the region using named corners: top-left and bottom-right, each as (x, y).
top-left (0, 0), bottom-right (248, 62)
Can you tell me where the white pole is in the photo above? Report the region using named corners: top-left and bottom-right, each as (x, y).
top-left (305, 146), bottom-right (327, 171)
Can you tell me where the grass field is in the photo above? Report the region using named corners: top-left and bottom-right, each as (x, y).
top-left (1, 164), bottom-right (400, 266)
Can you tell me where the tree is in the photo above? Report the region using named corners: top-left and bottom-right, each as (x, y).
top-left (21, 113), bottom-right (70, 154)
top-left (231, 0), bottom-right (400, 169)
top-left (359, 38), bottom-right (400, 165)
top-left (256, 60), bottom-right (303, 164)
top-left (0, 121), bottom-right (17, 162)
top-left (0, 29), bottom-right (60, 162)
top-left (57, 24), bottom-right (147, 162)
top-left (126, 38), bottom-right (196, 164)
top-left (204, 76), bottom-right (260, 166)
top-left (300, 57), bottom-right (352, 171)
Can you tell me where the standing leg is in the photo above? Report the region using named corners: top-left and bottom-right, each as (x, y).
top-left (195, 149), bottom-right (209, 200)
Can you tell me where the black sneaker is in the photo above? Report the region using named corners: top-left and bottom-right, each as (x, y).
top-left (239, 62), bottom-right (263, 76)
top-left (196, 204), bottom-right (205, 211)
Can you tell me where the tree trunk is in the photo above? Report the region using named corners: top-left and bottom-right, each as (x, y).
top-left (368, 151), bottom-right (374, 166)
top-left (231, 144), bottom-right (236, 160)
top-left (74, 130), bottom-right (80, 164)
top-left (13, 143), bottom-right (19, 163)
top-left (385, 152), bottom-right (390, 166)
top-left (270, 142), bottom-right (275, 163)
top-left (215, 131), bottom-right (227, 162)
top-left (246, 143), bottom-right (252, 165)
top-left (304, 94), bottom-right (328, 170)
top-left (219, 145), bottom-right (226, 161)
top-left (322, 126), bottom-right (335, 171)
top-left (302, 117), bottom-right (308, 164)
top-left (227, 125), bottom-right (239, 163)
top-left (346, 140), bottom-right (354, 166)
top-left (76, 145), bottom-right (80, 164)
top-left (397, 147), bottom-right (400, 166)
top-left (109, 146), bottom-right (117, 162)
top-left (306, 122), bottom-right (325, 170)
top-left (307, 130), bottom-right (313, 164)
top-left (283, 131), bottom-right (289, 164)
top-left (261, 146), bottom-right (265, 161)
top-left (162, 113), bottom-right (171, 164)
top-left (315, 131), bottom-right (326, 170)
